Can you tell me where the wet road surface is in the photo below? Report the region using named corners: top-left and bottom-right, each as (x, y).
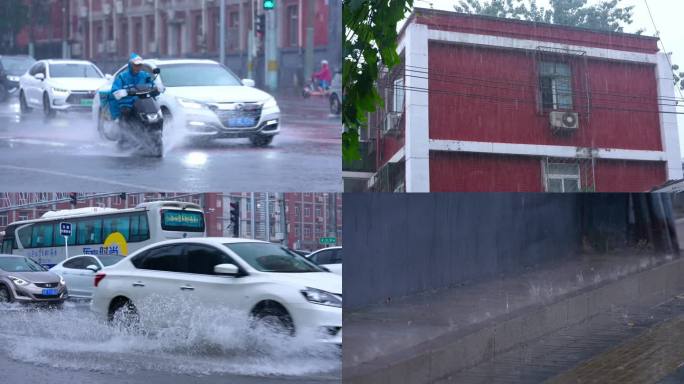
top-left (0, 301), bottom-right (340, 383)
top-left (0, 93), bottom-right (340, 191)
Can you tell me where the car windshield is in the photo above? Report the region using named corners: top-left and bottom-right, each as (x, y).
top-left (0, 256), bottom-right (46, 272)
top-left (98, 256), bottom-right (123, 267)
top-left (50, 63), bottom-right (102, 78)
top-left (1, 57), bottom-right (36, 75)
top-left (224, 243), bottom-right (323, 273)
top-left (160, 63), bottom-right (242, 87)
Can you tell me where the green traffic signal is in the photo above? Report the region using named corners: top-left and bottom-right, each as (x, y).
top-left (263, 0), bottom-right (275, 10)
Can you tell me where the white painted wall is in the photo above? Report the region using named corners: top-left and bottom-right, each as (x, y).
top-left (403, 23), bottom-right (430, 192)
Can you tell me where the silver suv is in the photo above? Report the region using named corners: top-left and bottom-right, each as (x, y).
top-left (0, 254), bottom-right (68, 304)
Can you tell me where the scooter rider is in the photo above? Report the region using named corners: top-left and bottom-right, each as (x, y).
top-left (110, 53), bottom-right (159, 126)
top-left (312, 60), bottom-right (332, 91)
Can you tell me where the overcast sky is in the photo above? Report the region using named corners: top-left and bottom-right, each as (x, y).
top-left (411, 0), bottom-right (684, 155)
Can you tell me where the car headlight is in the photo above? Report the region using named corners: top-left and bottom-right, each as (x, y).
top-left (7, 75), bottom-right (20, 82)
top-left (8, 276), bottom-right (29, 286)
top-left (177, 97), bottom-right (206, 110)
top-left (59, 275), bottom-right (65, 286)
top-left (262, 97), bottom-right (277, 109)
top-left (301, 287), bottom-right (342, 308)
top-left (52, 87), bottom-right (69, 94)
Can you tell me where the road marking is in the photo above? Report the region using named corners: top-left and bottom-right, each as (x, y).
top-left (0, 165), bottom-right (161, 190)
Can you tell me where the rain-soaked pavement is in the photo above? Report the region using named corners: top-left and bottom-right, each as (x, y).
top-left (0, 93), bottom-right (340, 191)
top-left (0, 300), bottom-right (340, 383)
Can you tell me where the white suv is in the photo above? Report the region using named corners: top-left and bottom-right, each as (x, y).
top-left (90, 237), bottom-right (341, 344)
top-left (19, 59), bottom-right (108, 118)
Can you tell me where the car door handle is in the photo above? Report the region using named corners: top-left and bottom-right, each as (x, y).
top-left (179, 285), bottom-right (194, 291)
top-left (132, 282), bottom-right (145, 287)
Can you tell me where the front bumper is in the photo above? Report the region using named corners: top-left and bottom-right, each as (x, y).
top-left (183, 105), bottom-right (281, 138)
top-left (51, 90), bottom-right (96, 112)
top-left (289, 301), bottom-right (342, 345)
top-left (10, 282), bottom-right (68, 303)
top-left (3, 79), bottom-right (20, 95)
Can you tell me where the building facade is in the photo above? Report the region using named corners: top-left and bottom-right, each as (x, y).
top-left (347, 9), bottom-right (682, 192)
top-left (8, 0), bottom-right (341, 89)
top-left (0, 192), bottom-right (341, 251)
top-left (284, 192), bottom-right (341, 251)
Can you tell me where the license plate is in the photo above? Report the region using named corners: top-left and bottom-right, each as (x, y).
top-left (42, 288), bottom-right (58, 296)
top-left (80, 98), bottom-right (93, 106)
top-left (226, 117), bottom-right (255, 127)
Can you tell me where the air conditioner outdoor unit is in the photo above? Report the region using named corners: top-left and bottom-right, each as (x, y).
top-left (148, 41), bottom-right (157, 52)
top-left (549, 111), bottom-right (579, 131)
top-left (115, 0), bottom-right (124, 14)
top-left (78, 5), bottom-right (88, 18)
top-left (102, 4), bottom-right (111, 15)
top-left (71, 43), bottom-right (82, 56)
top-left (97, 42), bottom-right (104, 53)
top-left (384, 111), bottom-right (401, 133)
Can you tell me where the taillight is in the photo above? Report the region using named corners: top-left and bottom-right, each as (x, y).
top-left (94, 272), bottom-right (106, 287)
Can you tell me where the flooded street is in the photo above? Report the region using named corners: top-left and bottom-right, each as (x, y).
top-left (0, 301), bottom-right (340, 383)
top-left (0, 94), bottom-right (341, 191)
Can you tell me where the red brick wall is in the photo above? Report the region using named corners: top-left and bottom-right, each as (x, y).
top-left (427, 42), bottom-right (662, 152)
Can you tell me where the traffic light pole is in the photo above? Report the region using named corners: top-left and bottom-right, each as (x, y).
top-left (264, 9), bottom-right (277, 90)
top-left (219, 0), bottom-right (226, 65)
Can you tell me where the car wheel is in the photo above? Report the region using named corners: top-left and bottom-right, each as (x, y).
top-left (19, 90), bottom-right (32, 114)
top-left (0, 285), bottom-right (12, 303)
top-left (329, 94), bottom-right (341, 115)
top-left (43, 92), bottom-right (55, 118)
top-left (110, 298), bottom-right (141, 332)
top-left (0, 84), bottom-right (8, 103)
top-left (250, 135), bottom-right (274, 147)
top-left (252, 303), bottom-right (295, 337)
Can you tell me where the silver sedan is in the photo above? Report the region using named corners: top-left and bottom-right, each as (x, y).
top-left (0, 254), bottom-right (68, 304)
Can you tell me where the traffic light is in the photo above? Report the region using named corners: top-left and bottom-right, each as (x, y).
top-left (229, 202), bottom-right (240, 237)
top-left (255, 13), bottom-right (265, 35)
top-left (263, 0), bottom-right (275, 10)
top-left (69, 193), bottom-right (78, 207)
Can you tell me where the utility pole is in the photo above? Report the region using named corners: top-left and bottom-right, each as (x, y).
top-left (219, 0), bottom-right (225, 64)
top-left (264, 4), bottom-right (277, 90)
top-left (265, 193), bottom-right (270, 242)
top-left (247, 1), bottom-right (255, 80)
top-left (28, 0), bottom-right (34, 57)
top-left (304, 0), bottom-right (314, 86)
top-left (61, 0), bottom-right (67, 58)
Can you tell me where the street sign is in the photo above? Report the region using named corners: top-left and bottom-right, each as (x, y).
top-left (319, 237), bottom-right (336, 245)
top-left (60, 222), bottom-right (72, 237)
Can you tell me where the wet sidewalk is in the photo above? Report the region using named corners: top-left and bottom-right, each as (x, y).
top-left (344, 251), bottom-right (682, 383)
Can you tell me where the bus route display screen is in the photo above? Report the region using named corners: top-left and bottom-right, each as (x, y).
top-left (161, 210), bottom-right (205, 232)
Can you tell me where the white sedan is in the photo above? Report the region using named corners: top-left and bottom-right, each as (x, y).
top-left (93, 59), bottom-right (280, 147)
top-left (90, 237), bottom-right (341, 344)
top-left (19, 59), bottom-right (109, 118)
top-left (307, 246), bottom-right (342, 275)
top-left (50, 254), bottom-right (123, 299)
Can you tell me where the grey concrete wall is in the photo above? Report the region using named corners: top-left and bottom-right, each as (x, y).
top-left (343, 193), bottom-right (584, 310)
top-left (346, 258), bottom-right (684, 384)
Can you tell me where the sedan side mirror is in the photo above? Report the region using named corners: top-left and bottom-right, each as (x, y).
top-left (85, 264), bottom-right (99, 272)
top-left (214, 263), bottom-right (239, 276)
top-left (105, 74), bottom-right (112, 80)
top-left (152, 68), bottom-right (161, 75)
top-left (242, 78), bottom-right (255, 87)
top-left (35, 73), bottom-right (45, 81)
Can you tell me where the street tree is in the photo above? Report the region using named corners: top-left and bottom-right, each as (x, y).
top-left (343, 0), bottom-right (413, 162)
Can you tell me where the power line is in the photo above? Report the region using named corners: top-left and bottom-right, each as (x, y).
top-left (396, 72), bottom-right (682, 110)
top-left (399, 64), bottom-right (684, 103)
top-left (643, 0), bottom-right (684, 100)
top-left (388, 83), bottom-right (684, 115)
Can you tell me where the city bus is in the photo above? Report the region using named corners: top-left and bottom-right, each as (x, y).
top-left (0, 201), bottom-right (206, 267)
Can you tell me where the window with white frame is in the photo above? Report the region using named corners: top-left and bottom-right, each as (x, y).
top-left (393, 77), bottom-right (404, 113)
top-left (539, 62), bottom-right (573, 110)
top-left (545, 162), bottom-right (580, 192)
top-left (0, 215), bottom-right (6, 227)
top-left (304, 225), bottom-right (312, 237)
